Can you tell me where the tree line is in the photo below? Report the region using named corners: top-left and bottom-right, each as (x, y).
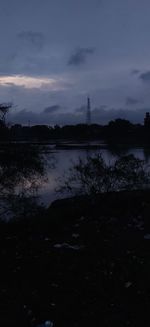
top-left (0, 117), bottom-right (150, 143)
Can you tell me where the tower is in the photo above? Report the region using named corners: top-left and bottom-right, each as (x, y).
top-left (86, 96), bottom-right (91, 125)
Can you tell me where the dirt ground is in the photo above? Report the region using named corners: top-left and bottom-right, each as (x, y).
top-left (0, 190), bottom-right (148, 327)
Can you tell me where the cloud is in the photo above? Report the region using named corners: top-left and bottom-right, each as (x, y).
top-left (0, 74), bottom-right (67, 91)
top-left (125, 97), bottom-right (142, 106)
top-left (131, 69), bottom-right (140, 75)
top-left (75, 104), bottom-right (107, 115)
top-left (8, 106), bottom-right (147, 126)
top-left (68, 47), bottom-right (95, 66)
top-left (9, 109), bottom-right (80, 125)
top-left (43, 105), bottom-right (61, 114)
top-left (139, 71), bottom-right (150, 83)
top-left (17, 31), bottom-right (45, 51)
top-left (10, 109), bottom-right (40, 125)
top-left (90, 107), bottom-right (146, 124)
top-left (75, 106), bottom-right (86, 114)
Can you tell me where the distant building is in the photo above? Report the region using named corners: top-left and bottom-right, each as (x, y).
top-left (144, 112), bottom-right (150, 127)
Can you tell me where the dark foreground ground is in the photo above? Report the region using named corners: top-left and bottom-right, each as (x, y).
top-left (0, 190), bottom-right (149, 327)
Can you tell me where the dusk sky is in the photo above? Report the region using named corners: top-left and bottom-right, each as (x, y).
top-left (1, 0), bottom-right (150, 125)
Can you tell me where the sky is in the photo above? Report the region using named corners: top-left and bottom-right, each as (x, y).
top-left (1, 0), bottom-right (150, 125)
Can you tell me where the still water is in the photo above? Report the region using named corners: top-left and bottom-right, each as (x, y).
top-left (39, 146), bottom-right (150, 206)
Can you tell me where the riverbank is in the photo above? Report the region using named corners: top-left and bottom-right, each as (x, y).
top-left (0, 190), bottom-right (149, 326)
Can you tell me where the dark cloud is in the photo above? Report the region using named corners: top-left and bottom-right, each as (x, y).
top-left (9, 106), bottom-right (147, 126)
top-left (43, 105), bottom-right (61, 114)
top-left (68, 47), bottom-right (95, 66)
top-left (131, 69), bottom-right (140, 75)
top-left (10, 109), bottom-right (40, 125)
top-left (75, 104), bottom-right (107, 114)
top-left (91, 107), bottom-right (146, 124)
top-left (139, 71), bottom-right (150, 84)
top-left (125, 97), bottom-right (142, 106)
top-left (9, 109), bottom-right (81, 126)
top-left (17, 31), bottom-right (45, 50)
top-left (5, 82), bottom-right (16, 87)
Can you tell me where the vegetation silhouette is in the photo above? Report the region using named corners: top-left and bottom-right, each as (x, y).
top-left (0, 117), bottom-right (147, 145)
top-left (58, 153), bottom-right (150, 196)
top-left (0, 143), bottom-right (49, 219)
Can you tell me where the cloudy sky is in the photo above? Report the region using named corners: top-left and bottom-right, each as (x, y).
top-left (1, 0), bottom-right (150, 125)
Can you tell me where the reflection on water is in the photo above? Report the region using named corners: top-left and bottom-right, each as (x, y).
top-left (40, 145), bottom-right (150, 205)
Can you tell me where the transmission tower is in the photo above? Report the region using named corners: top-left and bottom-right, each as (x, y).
top-left (86, 96), bottom-right (91, 125)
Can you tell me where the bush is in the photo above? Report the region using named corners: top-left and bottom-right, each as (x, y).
top-left (58, 154), bottom-right (150, 196)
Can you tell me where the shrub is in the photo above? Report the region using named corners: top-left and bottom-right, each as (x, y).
top-left (58, 154), bottom-right (150, 196)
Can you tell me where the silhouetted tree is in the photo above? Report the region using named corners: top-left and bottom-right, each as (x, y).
top-left (0, 144), bottom-right (48, 219)
top-left (58, 154), bottom-right (150, 195)
top-left (0, 103), bottom-right (12, 126)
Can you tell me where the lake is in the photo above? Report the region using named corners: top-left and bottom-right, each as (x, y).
top-left (39, 145), bottom-right (150, 206)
